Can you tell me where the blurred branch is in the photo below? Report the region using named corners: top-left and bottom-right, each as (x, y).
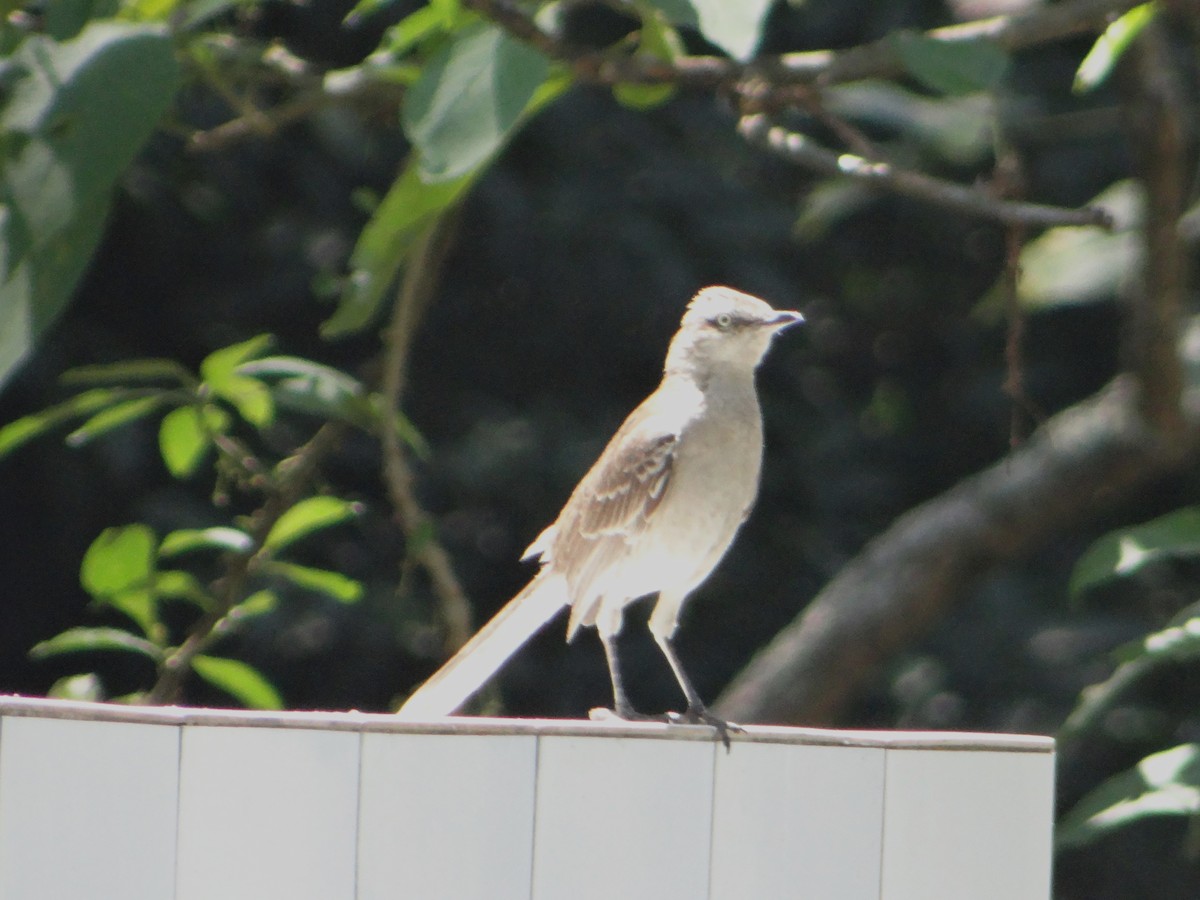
top-left (188, 91), bottom-right (327, 151)
top-left (147, 423), bottom-right (346, 705)
top-left (1122, 18), bottom-right (1190, 438)
top-left (737, 113), bottom-right (1113, 228)
top-left (1002, 218), bottom-right (1039, 443)
top-left (379, 212), bottom-right (475, 655)
top-left (993, 141), bottom-right (1040, 444)
top-left (720, 13), bottom-right (1200, 727)
top-left (716, 378), bottom-right (1194, 725)
top-left (466, 0), bottom-right (1143, 88)
top-left (184, 39), bottom-right (404, 152)
top-left (188, 0), bottom-right (1140, 155)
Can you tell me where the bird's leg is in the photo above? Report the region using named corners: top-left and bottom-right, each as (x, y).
top-left (653, 632), bottom-right (742, 750)
top-left (596, 629), bottom-right (667, 722)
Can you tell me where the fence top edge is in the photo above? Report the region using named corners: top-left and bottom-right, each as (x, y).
top-left (0, 694), bottom-right (1055, 753)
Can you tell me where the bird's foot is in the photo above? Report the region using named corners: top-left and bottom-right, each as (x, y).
top-left (589, 704), bottom-right (742, 750)
top-left (668, 705), bottom-right (743, 751)
top-left (589, 705), bottom-right (671, 724)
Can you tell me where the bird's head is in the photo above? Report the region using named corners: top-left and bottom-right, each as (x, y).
top-left (665, 286), bottom-right (804, 375)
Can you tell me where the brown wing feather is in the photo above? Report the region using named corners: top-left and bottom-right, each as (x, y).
top-left (544, 418), bottom-right (679, 637)
top-left (577, 431), bottom-right (674, 539)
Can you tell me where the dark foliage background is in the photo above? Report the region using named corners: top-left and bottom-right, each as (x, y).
top-left (2, 0), bottom-right (1199, 896)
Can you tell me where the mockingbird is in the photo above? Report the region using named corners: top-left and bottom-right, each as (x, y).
top-left (397, 286), bottom-right (803, 735)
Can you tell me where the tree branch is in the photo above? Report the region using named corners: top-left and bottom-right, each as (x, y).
top-left (379, 212), bottom-right (475, 655)
top-left (465, 0), bottom-right (1142, 89)
top-left (737, 113), bottom-right (1113, 228)
top-left (1122, 18), bottom-right (1190, 438)
top-left (716, 378), bottom-right (1192, 725)
top-left (718, 11), bottom-right (1200, 727)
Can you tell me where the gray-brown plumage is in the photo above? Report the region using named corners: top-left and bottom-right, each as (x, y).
top-left (397, 286), bottom-right (803, 732)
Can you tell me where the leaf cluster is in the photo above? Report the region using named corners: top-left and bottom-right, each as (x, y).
top-left (1058, 507), bottom-right (1200, 855)
top-left (0, 334), bottom-right (410, 707)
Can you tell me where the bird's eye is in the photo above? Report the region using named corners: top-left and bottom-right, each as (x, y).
top-left (714, 313), bottom-right (733, 330)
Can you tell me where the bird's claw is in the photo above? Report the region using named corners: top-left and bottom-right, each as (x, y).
top-left (668, 706), bottom-right (742, 751)
top-left (591, 705), bottom-right (741, 751)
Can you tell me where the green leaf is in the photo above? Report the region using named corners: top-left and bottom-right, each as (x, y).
top-left (61, 357), bottom-right (192, 386)
top-left (200, 335), bottom-right (276, 427)
top-left (824, 82), bottom-right (994, 168)
top-left (657, 0), bottom-right (772, 62)
top-left (1070, 507), bottom-right (1200, 598)
top-left (375, 4), bottom-right (448, 54)
top-left (200, 334), bottom-right (274, 385)
top-left (80, 524), bottom-right (158, 634)
top-left (110, 589), bottom-right (158, 637)
top-left (65, 394), bottom-right (165, 446)
top-left (264, 496), bottom-right (362, 552)
top-left (81, 524), bottom-right (157, 597)
top-left (191, 654), bottom-right (284, 710)
top-left (0, 387), bottom-right (123, 458)
top-left (226, 589), bottom-right (277, 621)
top-left (1060, 608), bottom-right (1200, 742)
top-left (1057, 743), bottom-right (1200, 850)
top-left (158, 406), bottom-right (208, 478)
top-left (613, 81), bottom-right (676, 110)
top-left (1128, 616), bottom-right (1200, 664)
top-left (121, 0), bottom-right (250, 29)
top-left (323, 160), bottom-right (473, 337)
top-left (346, 0), bottom-right (406, 25)
top-left (30, 626), bottom-right (162, 661)
top-left (1074, 2), bottom-right (1158, 95)
top-left (158, 404), bottom-right (229, 478)
top-left (238, 355), bottom-right (378, 428)
top-left (0, 23), bottom-right (181, 391)
top-left (118, 0), bottom-right (185, 23)
top-left (213, 374), bottom-right (275, 428)
top-left (1013, 180), bottom-right (1143, 311)
top-left (708, 0), bottom-right (771, 58)
top-left (46, 0), bottom-right (120, 40)
top-left (238, 356), bottom-right (363, 386)
top-left (154, 569), bottom-right (213, 608)
top-left (890, 32), bottom-right (1009, 96)
top-left (402, 21), bottom-right (551, 182)
top-left (613, 7), bottom-right (680, 110)
top-left (160, 526), bottom-right (254, 557)
top-left (266, 560), bottom-right (364, 603)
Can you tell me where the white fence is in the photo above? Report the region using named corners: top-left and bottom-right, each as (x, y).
top-left (0, 696), bottom-right (1054, 899)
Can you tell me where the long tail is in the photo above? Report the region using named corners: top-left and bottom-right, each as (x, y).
top-left (395, 575), bottom-right (569, 720)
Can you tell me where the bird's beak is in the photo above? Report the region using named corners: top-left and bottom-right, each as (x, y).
top-left (769, 310), bottom-right (805, 329)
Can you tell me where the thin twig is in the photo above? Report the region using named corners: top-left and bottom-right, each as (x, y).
top-left (188, 75), bottom-right (405, 153)
top-left (993, 141), bottom-right (1040, 445)
top-left (737, 113), bottom-right (1114, 229)
top-left (378, 211), bottom-right (475, 654)
top-left (146, 423), bottom-right (346, 705)
top-left (1003, 222), bottom-right (1037, 446)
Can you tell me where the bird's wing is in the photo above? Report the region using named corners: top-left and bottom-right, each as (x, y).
top-left (542, 392), bottom-right (693, 637)
top-left (576, 429), bottom-right (676, 540)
